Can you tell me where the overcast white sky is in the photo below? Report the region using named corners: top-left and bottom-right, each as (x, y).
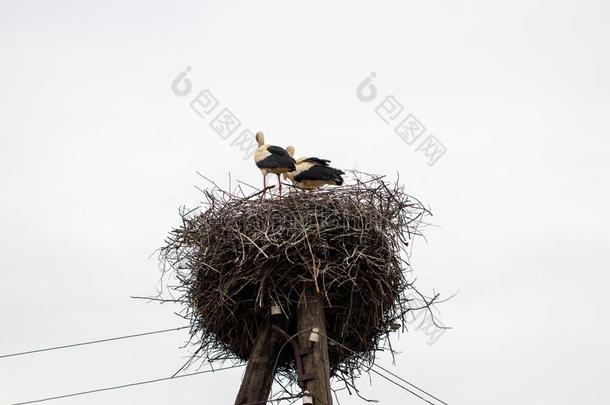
top-left (1, 0), bottom-right (609, 404)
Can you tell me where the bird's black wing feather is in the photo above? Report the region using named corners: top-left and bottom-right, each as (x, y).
top-left (303, 157), bottom-right (331, 166)
top-left (266, 145), bottom-right (291, 157)
top-left (294, 165), bottom-right (344, 185)
top-left (256, 154), bottom-right (297, 170)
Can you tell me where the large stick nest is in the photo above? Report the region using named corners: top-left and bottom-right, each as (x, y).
top-left (160, 172), bottom-right (439, 384)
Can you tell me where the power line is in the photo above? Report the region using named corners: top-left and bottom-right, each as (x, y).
top-left (369, 368), bottom-right (435, 405)
top-left (0, 326), bottom-right (189, 360)
top-left (9, 364), bottom-right (245, 405)
top-left (321, 332), bottom-right (447, 405)
top-left (242, 396), bottom-right (303, 405)
top-left (3, 325), bottom-right (447, 404)
top-left (371, 363), bottom-right (448, 405)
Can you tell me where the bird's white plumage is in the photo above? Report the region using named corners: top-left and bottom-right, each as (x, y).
top-left (254, 146), bottom-right (272, 175)
top-left (283, 160), bottom-right (314, 183)
top-left (253, 132), bottom-right (295, 194)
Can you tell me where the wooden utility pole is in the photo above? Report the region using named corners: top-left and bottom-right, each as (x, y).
top-left (234, 318), bottom-right (284, 405)
top-left (234, 288), bottom-right (332, 405)
top-left (297, 287), bottom-right (333, 405)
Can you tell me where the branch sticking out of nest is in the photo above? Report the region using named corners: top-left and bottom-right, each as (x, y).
top-left (159, 171), bottom-right (442, 387)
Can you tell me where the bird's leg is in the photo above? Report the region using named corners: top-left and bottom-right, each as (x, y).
top-left (263, 174), bottom-right (267, 197)
top-left (277, 174), bottom-right (282, 196)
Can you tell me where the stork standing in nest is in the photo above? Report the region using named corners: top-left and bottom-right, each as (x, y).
top-left (254, 132), bottom-right (296, 195)
top-left (284, 146), bottom-right (344, 190)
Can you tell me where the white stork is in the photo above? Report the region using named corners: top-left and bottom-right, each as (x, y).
top-left (254, 132), bottom-right (296, 195)
top-left (283, 147), bottom-right (344, 190)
